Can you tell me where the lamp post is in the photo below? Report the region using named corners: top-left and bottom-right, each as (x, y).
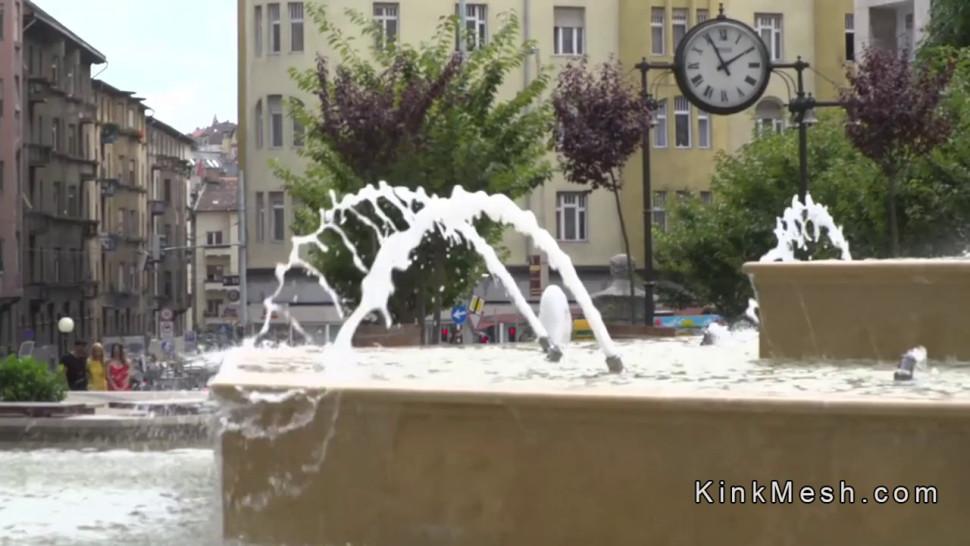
top-left (773, 57), bottom-right (845, 203)
top-left (634, 59), bottom-right (674, 327)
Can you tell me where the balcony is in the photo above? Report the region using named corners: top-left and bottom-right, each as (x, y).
top-left (27, 144), bottom-right (52, 166)
top-left (25, 249), bottom-right (94, 288)
top-left (205, 278), bottom-right (226, 291)
top-left (149, 199), bottom-right (168, 215)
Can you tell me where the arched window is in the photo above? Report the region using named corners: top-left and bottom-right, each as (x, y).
top-left (755, 99), bottom-right (785, 136)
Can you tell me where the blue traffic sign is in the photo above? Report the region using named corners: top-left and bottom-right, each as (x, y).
top-left (161, 340), bottom-right (175, 355)
top-left (451, 304), bottom-right (468, 325)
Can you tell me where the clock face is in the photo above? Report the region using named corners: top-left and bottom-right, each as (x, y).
top-left (673, 18), bottom-right (772, 115)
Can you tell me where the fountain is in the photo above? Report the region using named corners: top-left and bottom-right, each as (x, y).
top-left (745, 194), bottom-right (970, 361)
top-left (203, 186), bottom-right (970, 546)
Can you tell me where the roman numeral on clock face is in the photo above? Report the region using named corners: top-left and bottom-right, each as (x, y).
top-left (721, 90), bottom-right (729, 103)
top-left (737, 87), bottom-right (746, 98)
top-left (688, 62), bottom-right (700, 70)
top-left (692, 47), bottom-right (703, 54)
top-left (749, 62), bottom-right (761, 68)
top-left (703, 86), bottom-right (714, 99)
top-left (691, 74), bottom-right (704, 87)
top-left (745, 75), bottom-right (757, 86)
top-left (719, 29), bottom-right (728, 41)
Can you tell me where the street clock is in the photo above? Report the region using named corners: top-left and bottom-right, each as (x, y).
top-left (673, 14), bottom-right (771, 115)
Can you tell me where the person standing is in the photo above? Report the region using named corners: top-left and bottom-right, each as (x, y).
top-left (59, 341), bottom-right (89, 391)
top-left (86, 343), bottom-right (108, 391)
top-left (107, 344), bottom-right (131, 391)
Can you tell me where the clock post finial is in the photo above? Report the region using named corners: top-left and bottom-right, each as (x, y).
top-left (718, 3), bottom-right (725, 18)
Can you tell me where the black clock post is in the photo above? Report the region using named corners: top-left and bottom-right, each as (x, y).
top-left (633, 4), bottom-right (845, 326)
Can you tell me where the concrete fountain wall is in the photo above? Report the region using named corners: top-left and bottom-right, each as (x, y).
top-left (744, 260), bottom-right (970, 361)
top-left (213, 369), bottom-right (970, 546)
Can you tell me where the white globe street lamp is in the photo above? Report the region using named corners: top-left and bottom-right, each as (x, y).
top-left (57, 317), bottom-right (75, 334)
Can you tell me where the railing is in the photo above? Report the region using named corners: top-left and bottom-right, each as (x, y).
top-left (26, 249), bottom-right (93, 286)
top-left (27, 144), bottom-right (52, 166)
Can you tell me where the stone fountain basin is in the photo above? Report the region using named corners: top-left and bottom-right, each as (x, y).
top-left (745, 259), bottom-right (970, 361)
top-left (212, 358), bottom-right (970, 546)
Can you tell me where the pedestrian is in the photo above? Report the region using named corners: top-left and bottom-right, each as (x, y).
top-left (107, 343), bottom-right (131, 391)
top-left (59, 341), bottom-right (88, 391)
top-left (86, 342), bottom-right (108, 391)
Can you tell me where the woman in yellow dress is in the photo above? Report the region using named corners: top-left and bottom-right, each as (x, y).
top-left (87, 342), bottom-right (108, 391)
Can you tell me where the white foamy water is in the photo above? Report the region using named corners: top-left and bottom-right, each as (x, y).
top-left (0, 448), bottom-right (219, 546)
top-left (217, 332), bottom-right (970, 401)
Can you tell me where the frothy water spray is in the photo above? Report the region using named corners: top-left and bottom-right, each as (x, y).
top-left (748, 194), bottom-right (853, 325)
top-left (258, 182), bottom-right (623, 373)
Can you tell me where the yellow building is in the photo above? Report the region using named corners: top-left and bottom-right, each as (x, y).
top-left (618, 0), bottom-right (853, 268)
top-left (237, 0), bottom-right (853, 329)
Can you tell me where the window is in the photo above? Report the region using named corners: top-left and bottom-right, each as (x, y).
top-left (164, 271), bottom-right (173, 298)
top-left (696, 9), bottom-right (709, 24)
top-left (163, 178), bottom-right (172, 203)
top-left (66, 185), bottom-right (77, 217)
top-left (755, 99), bottom-right (785, 136)
top-left (52, 118), bottom-right (60, 151)
top-left (206, 231), bottom-right (224, 245)
top-left (254, 5), bottom-right (263, 56)
top-left (289, 3), bottom-right (304, 52)
top-left (374, 3), bottom-right (399, 47)
top-left (206, 299), bottom-right (222, 317)
top-left (844, 14), bottom-right (855, 62)
top-left (270, 191), bottom-right (285, 241)
top-left (256, 192), bottom-right (265, 242)
top-left (700, 191), bottom-right (713, 205)
top-left (457, 4), bottom-right (487, 51)
top-left (268, 3), bottom-right (281, 54)
top-left (51, 55), bottom-right (59, 87)
top-left (653, 99), bottom-right (667, 149)
top-left (53, 182), bottom-right (63, 215)
top-left (672, 9), bottom-right (688, 50)
top-left (698, 110), bottom-right (711, 149)
top-left (554, 7), bottom-right (584, 56)
top-left (651, 7), bottom-right (665, 55)
top-left (652, 191), bottom-right (667, 232)
top-left (676, 190), bottom-right (691, 201)
top-left (268, 95), bottom-right (283, 147)
top-left (255, 100), bottom-right (264, 148)
top-left (755, 14), bottom-right (782, 61)
top-left (291, 98), bottom-right (304, 147)
top-left (129, 159), bottom-right (135, 185)
top-left (555, 192), bottom-right (588, 242)
top-left (67, 124), bottom-right (76, 155)
top-left (206, 265), bottom-right (224, 282)
top-left (674, 96), bottom-right (691, 148)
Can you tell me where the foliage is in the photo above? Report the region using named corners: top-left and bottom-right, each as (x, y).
top-left (278, 5), bottom-right (553, 326)
top-left (841, 47), bottom-right (956, 255)
top-left (0, 355), bottom-right (67, 403)
top-left (551, 59), bottom-right (652, 321)
top-left (657, 105), bottom-right (970, 318)
top-left (924, 0), bottom-right (970, 49)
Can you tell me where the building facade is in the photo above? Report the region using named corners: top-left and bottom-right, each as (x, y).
top-left (147, 117), bottom-right (194, 338)
top-left (237, 0), bottom-right (856, 331)
top-left (192, 176), bottom-right (241, 336)
top-left (17, 1), bottom-right (104, 353)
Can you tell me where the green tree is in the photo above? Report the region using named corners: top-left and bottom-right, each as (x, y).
top-left (657, 107), bottom-right (970, 318)
top-left (0, 356), bottom-right (66, 402)
top-left (277, 6), bottom-right (552, 341)
top-left (924, 0), bottom-right (970, 49)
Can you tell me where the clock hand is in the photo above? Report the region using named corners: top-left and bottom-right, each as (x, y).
top-left (705, 34), bottom-right (731, 77)
top-left (717, 46), bottom-right (756, 72)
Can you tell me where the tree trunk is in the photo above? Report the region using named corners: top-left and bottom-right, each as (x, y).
top-left (609, 173), bottom-right (637, 324)
top-left (417, 289), bottom-right (427, 346)
top-left (887, 169), bottom-right (900, 257)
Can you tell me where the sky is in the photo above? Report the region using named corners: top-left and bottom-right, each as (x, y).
top-left (38, 0), bottom-right (237, 134)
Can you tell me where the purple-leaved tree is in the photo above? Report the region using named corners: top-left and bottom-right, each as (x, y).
top-left (553, 59), bottom-right (652, 321)
top-left (842, 47), bottom-right (955, 256)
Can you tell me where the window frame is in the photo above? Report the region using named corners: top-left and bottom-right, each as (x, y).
top-left (553, 7), bottom-right (585, 56)
top-left (651, 7), bottom-right (665, 56)
top-left (697, 109), bottom-right (711, 149)
top-left (844, 13), bottom-right (855, 62)
top-left (268, 3), bottom-right (282, 54)
top-left (555, 191), bottom-right (589, 243)
top-left (653, 99), bottom-right (668, 149)
top-left (672, 8), bottom-right (688, 51)
top-left (268, 95), bottom-right (284, 148)
top-left (674, 96), bottom-right (692, 149)
top-left (288, 2), bottom-right (304, 52)
top-left (457, 3), bottom-right (488, 51)
top-left (755, 13), bottom-right (783, 62)
top-left (652, 191), bottom-right (667, 232)
top-left (374, 3), bottom-right (400, 47)
top-left (254, 5), bottom-right (263, 56)
top-left (270, 191), bottom-right (286, 242)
